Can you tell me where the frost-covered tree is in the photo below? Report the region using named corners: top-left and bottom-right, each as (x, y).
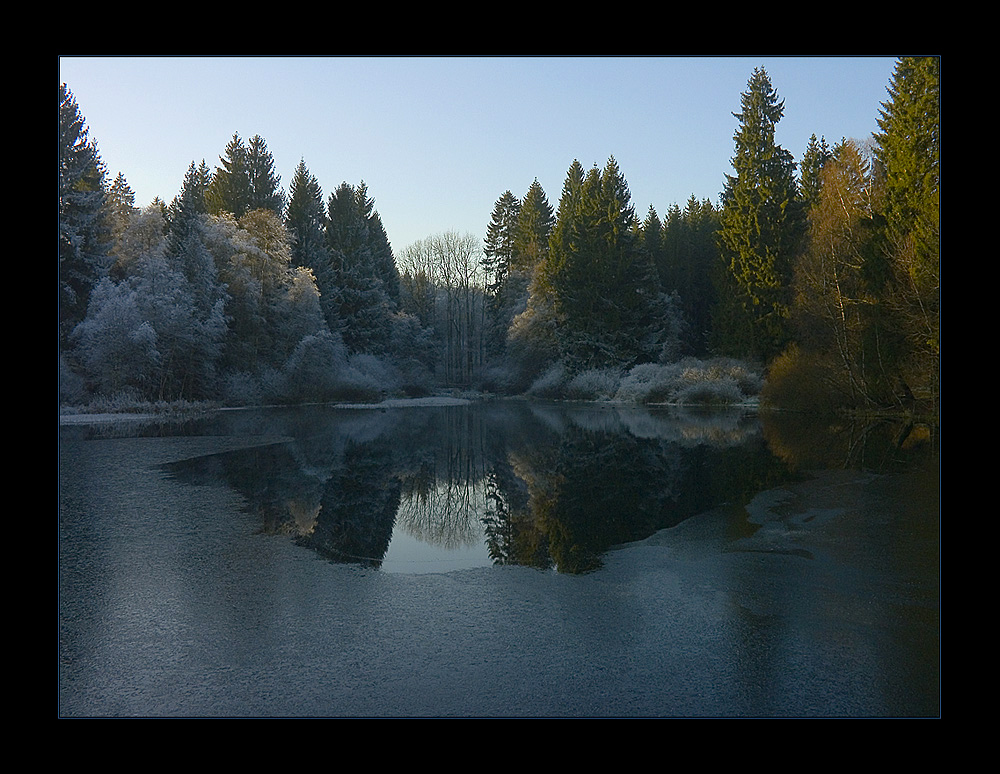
top-left (71, 278), bottom-right (161, 396)
top-left (59, 84), bottom-right (112, 345)
top-left (73, 206), bottom-right (227, 403)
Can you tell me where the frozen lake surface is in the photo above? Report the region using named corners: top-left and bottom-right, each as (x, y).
top-left (58, 400), bottom-right (939, 717)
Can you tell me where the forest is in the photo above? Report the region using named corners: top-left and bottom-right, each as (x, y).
top-left (58, 58), bottom-right (939, 419)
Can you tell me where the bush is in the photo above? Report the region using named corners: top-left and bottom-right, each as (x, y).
top-left (564, 368), bottom-right (622, 401)
top-left (761, 344), bottom-right (845, 413)
top-left (675, 376), bottom-right (745, 405)
top-left (59, 353), bottom-right (89, 406)
top-left (615, 363), bottom-right (681, 404)
top-left (475, 364), bottom-right (521, 395)
top-left (222, 371), bottom-right (265, 406)
top-left (527, 362), bottom-right (569, 398)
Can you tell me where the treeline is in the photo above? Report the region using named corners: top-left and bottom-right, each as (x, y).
top-left (470, 57), bottom-right (938, 415)
top-left (58, 57), bottom-right (938, 416)
top-left (715, 60), bottom-right (940, 417)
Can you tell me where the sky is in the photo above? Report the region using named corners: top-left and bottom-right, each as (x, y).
top-left (58, 56), bottom-right (899, 255)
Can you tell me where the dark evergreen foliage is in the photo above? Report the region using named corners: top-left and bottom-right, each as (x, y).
top-left (59, 84), bottom-right (112, 345)
top-left (59, 59), bottom-right (938, 414)
top-left (714, 67), bottom-right (805, 362)
top-left (325, 182), bottom-right (397, 355)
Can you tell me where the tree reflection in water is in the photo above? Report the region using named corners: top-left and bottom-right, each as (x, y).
top-left (163, 401), bottom-right (934, 574)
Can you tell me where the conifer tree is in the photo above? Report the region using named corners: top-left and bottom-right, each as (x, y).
top-left (207, 134), bottom-right (284, 218)
top-left (207, 134), bottom-right (250, 217)
top-left (367, 206), bottom-right (400, 305)
top-left (167, 162), bottom-right (210, 261)
top-left (513, 179), bottom-right (555, 274)
top-left (59, 84), bottom-right (112, 345)
top-left (873, 55), bottom-right (940, 408)
top-left (481, 191), bottom-right (523, 358)
top-left (482, 191), bottom-right (521, 297)
top-left (161, 161), bottom-right (229, 398)
top-left (714, 67), bottom-right (803, 361)
top-left (538, 157), bottom-right (672, 370)
top-left (875, 56), bottom-right (940, 296)
top-left (799, 134), bottom-right (833, 209)
top-left (325, 182), bottom-right (395, 354)
top-left (286, 160), bottom-right (338, 332)
top-left (246, 134), bottom-right (285, 215)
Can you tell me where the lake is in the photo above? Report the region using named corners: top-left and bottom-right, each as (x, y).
top-left (58, 399), bottom-right (939, 717)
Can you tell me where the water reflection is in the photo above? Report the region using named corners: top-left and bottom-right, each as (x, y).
top-left (161, 401), bottom-right (934, 574)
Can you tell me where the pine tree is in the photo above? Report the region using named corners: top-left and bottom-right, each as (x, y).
top-left (167, 162), bottom-right (210, 263)
top-left (481, 191), bottom-right (522, 358)
top-left (59, 84), bottom-right (112, 345)
top-left (107, 173), bottom-right (138, 279)
top-left (162, 161), bottom-right (228, 398)
top-left (873, 55), bottom-right (940, 408)
top-left (538, 157), bottom-right (670, 370)
top-left (513, 179), bottom-right (554, 274)
top-left (875, 56), bottom-right (940, 296)
top-left (246, 134), bottom-right (285, 215)
top-left (714, 67), bottom-right (803, 361)
top-left (482, 191), bottom-right (521, 297)
top-left (799, 134), bottom-right (833, 209)
top-left (325, 182), bottom-right (395, 354)
top-left (286, 160), bottom-right (337, 332)
top-left (286, 160), bottom-right (327, 269)
top-left (207, 134), bottom-right (250, 217)
top-left (366, 205), bottom-right (400, 305)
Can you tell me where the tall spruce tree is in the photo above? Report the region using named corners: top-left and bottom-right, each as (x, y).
top-left (873, 55), bottom-right (940, 408)
top-left (325, 182), bottom-right (395, 354)
top-left (513, 179), bottom-right (555, 274)
top-left (208, 134), bottom-right (283, 218)
top-left (539, 157), bottom-right (669, 370)
top-left (799, 134), bottom-right (833, 210)
top-left (246, 134), bottom-right (285, 215)
top-left (59, 84), bottom-right (112, 346)
top-left (481, 191), bottom-right (522, 358)
top-left (714, 67), bottom-right (803, 361)
top-left (875, 56), bottom-right (940, 296)
top-left (483, 191), bottom-right (521, 297)
top-left (207, 134), bottom-right (250, 217)
top-left (286, 160), bottom-right (338, 332)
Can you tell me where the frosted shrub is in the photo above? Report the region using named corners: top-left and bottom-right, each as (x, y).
top-left (277, 330), bottom-right (370, 403)
top-left (564, 368), bottom-right (622, 401)
top-left (59, 353), bottom-right (88, 406)
top-left (222, 371), bottom-right (265, 406)
top-left (615, 363), bottom-right (682, 404)
top-left (676, 358), bottom-right (763, 402)
top-left (347, 353), bottom-right (399, 398)
top-left (476, 364), bottom-right (520, 395)
top-left (675, 376), bottom-right (745, 405)
top-left (527, 362), bottom-right (569, 399)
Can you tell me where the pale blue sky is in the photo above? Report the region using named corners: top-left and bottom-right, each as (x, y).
top-left (58, 56), bottom-right (899, 254)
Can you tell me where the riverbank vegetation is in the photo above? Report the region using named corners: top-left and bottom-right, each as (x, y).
top-left (59, 58), bottom-right (938, 421)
